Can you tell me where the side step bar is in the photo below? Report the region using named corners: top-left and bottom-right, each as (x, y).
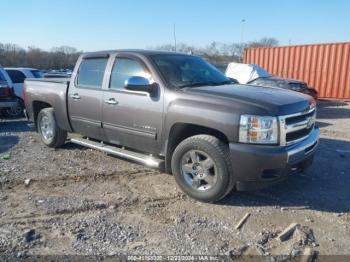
top-left (70, 137), bottom-right (163, 168)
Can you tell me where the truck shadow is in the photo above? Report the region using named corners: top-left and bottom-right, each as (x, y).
top-left (0, 135), bottom-right (19, 154)
top-left (0, 119), bottom-right (32, 153)
top-left (221, 137), bottom-right (350, 213)
top-left (317, 100), bottom-right (350, 119)
top-left (316, 121), bottom-right (332, 128)
top-left (0, 119), bottom-right (33, 133)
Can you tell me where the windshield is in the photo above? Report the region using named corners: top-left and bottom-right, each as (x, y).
top-left (151, 54), bottom-right (231, 88)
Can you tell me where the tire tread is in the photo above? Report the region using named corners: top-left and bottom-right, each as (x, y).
top-left (172, 134), bottom-right (234, 202)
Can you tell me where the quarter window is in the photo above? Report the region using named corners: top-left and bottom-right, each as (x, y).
top-left (110, 58), bottom-right (149, 90)
top-left (77, 58), bottom-right (108, 88)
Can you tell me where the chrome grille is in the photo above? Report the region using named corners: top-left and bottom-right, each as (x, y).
top-left (279, 108), bottom-right (316, 146)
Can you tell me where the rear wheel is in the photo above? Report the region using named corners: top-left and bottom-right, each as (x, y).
top-left (37, 108), bottom-right (67, 148)
top-left (5, 98), bottom-right (24, 118)
top-left (171, 135), bottom-right (234, 203)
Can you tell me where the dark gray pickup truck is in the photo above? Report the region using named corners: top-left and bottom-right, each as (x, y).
top-left (24, 50), bottom-right (319, 202)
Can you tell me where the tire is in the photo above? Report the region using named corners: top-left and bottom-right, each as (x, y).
top-left (171, 135), bottom-right (234, 203)
top-left (37, 108), bottom-right (67, 148)
top-left (5, 98), bottom-right (24, 118)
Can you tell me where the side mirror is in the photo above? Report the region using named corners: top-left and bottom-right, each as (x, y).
top-left (124, 76), bottom-right (158, 96)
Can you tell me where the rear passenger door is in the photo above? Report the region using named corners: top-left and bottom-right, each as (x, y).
top-left (68, 56), bottom-right (109, 140)
top-left (102, 55), bottom-right (163, 154)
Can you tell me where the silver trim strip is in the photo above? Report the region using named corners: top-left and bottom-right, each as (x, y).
top-left (278, 107), bottom-right (316, 146)
top-left (287, 127), bottom-right (319, 162)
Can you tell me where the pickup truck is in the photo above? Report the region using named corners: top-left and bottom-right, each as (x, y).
top-left (24, 50), bottom-right (319, 203)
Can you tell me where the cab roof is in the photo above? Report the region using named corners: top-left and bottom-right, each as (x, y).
top-left (81, 49), bottom-right (193, 58)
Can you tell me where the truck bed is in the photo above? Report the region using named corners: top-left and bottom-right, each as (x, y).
top-left (24, 78), bottom-right (72, 131)
top-left (26, 78), bottom-right (70, 84)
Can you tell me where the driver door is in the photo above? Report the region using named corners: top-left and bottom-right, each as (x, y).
top-left (102, 56), bottom-right (163, 154)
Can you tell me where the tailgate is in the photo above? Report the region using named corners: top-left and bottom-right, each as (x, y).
top-left (0, 81), bottom-right (12, 99)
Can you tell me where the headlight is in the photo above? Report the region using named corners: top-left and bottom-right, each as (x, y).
top-left (239, 115), bottom-right (278, 144)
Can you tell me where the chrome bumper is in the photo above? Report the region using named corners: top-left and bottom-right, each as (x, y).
top-left (287, 127), bottom-right (319, 163)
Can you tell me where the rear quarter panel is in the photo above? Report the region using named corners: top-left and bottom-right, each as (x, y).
top-left (25, 79), bottom-right (72, 131)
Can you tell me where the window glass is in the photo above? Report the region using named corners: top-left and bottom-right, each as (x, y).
top-left (151, 54), bottom-right (229, 88)
top-left (110, 58), bottom-right (149, 89)
top-left (31, 70), bottom-right (43, 78)
top-left (6, 70), bottom-right (26, 84)
top-left (77, 58), bottom-right (108, 88)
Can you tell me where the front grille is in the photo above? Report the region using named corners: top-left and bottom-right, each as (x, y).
top-left (286, 126), bottom-right (314, 143)
top-left (285, 110), bottom-right (315, 126)
top-left (279, 108), bottom-right (316, 145)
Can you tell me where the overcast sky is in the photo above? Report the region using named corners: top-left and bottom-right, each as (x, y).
top-left (1, 0), bottom-right (349, 51)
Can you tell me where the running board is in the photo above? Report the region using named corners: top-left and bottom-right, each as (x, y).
top-left (70, 137), bottom-right (163, 168)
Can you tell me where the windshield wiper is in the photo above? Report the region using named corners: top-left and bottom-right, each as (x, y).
top-left (178, 80), bottom-right (233, 88)
top-left (211, 80), bottom-right (233, 86)
top-left (178, 81), bottom-right (216, 88)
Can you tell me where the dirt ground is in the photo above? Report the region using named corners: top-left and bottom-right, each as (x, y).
top-left (0, 100), bottom-right (349, 260)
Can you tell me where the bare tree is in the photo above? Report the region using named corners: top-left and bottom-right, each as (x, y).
top-left (248, 37), bottom-right (279, 48)
top-left (0, 43), bottom-right (81, 69)
top-left (0, 37), bottom-right (279, 69)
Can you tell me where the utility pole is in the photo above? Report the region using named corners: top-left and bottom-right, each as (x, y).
top-left (240, 19), bottom-right (246, 62)
top-left (240, 19), bottom-right (246, 45)
top-left (173, 23), bottom-right (177, 52)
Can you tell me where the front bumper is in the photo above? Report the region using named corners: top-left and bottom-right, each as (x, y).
top-left (229, 127), bottom-right (319, 191)
top-left (0, 99), bottom-right (18, 109)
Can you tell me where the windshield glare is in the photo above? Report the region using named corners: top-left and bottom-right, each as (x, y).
top-left (151, 54), bottom-right (230, 88)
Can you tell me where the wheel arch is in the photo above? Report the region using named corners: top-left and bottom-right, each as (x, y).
top-left (32, 101), bottom-right (52, 131)
top-left (164, 122), bottom-right (229, 173)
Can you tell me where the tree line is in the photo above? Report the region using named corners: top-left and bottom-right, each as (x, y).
top-left (0, 44), bottom-right (81, 69)
top-left (0, 37), bottom-right (278, 69)
top-left (153, 37), bottom-right (279, 65)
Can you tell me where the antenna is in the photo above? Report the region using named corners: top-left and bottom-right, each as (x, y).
top-left (240, 19), bottom-right (246, 44)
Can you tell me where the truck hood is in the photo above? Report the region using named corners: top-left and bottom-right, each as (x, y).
top-left (182, 84), bottom-right (314, 115)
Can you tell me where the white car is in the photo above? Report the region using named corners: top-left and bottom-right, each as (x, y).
top-left (5, 68), bottom-right (43, 99)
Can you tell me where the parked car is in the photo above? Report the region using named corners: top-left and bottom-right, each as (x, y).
top-left (225, 62), bottom-right (318, 99)
top-left (4, 68), bottom-right (43, 117)
top-left (24, 50), bottom-right (319, 202)
top-left (5, 68), bottom-right (43, 99)
top-left (0, 65), bottom-right (18, 116)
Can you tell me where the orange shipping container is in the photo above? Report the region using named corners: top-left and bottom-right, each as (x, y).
top-left (244, 42), bottom-right (350, 100)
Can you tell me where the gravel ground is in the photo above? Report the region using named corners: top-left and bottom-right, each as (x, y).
top-left (0, 100), bottom-right (349, 260)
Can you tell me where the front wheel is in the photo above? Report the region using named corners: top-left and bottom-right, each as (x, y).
top-left (171, 135), bottom-right (234, 203)
top-left (37, 108), bottom-right (67, 148)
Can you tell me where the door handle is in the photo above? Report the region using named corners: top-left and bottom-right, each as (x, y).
top-left (104, 98), bottom-right (119, 105)
top-left (70, 93), bottom-right (81, 100)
